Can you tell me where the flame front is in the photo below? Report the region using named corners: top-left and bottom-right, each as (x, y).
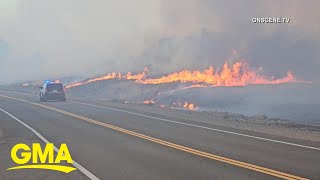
top-left (136, 62), bottom-right (300, 87)
top-left (65, 71), bottom-right (147, 88)
top-left (65, 61), bottom-right (307, 89)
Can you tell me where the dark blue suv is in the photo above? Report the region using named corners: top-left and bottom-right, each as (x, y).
top-left (40, 82), bottom-right (66, 102)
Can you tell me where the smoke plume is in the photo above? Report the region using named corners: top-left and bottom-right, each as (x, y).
top-left (0, 0), bottom-right (319, 84)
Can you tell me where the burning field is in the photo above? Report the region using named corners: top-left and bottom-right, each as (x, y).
top-left (14, 61), bottom-right (319, 125)
top-left (65, 61), bottom-right (304, 89)
top-left (61, 61), bottom-right (316, 120)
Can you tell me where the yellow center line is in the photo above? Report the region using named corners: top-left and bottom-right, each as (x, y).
top-left (0, 94), bottom-right (308, 180)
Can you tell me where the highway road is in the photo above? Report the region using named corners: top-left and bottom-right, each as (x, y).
top-left (0, 90), bottom-right (319, 180)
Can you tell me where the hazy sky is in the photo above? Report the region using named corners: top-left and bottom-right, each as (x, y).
top-left (0, 0), bottom-right (319, 84)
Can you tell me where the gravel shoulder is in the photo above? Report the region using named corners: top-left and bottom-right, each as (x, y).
top-left (70, 96), bottom-right (320, 143)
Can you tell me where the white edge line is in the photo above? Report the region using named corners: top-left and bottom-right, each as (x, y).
top-left (69, 100), bottom-right (320, 151)
top-left (0, 107), bottom-right (100, 180)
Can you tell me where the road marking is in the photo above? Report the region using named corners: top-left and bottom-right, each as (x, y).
top-left (69, 100), bottom-right (320, 151)
top-left (0, 107), bottom-right (100, 180)
top-left (2, 89), bottom-right (320, 151)
top-left (0, 94), bottom-right (309, 180)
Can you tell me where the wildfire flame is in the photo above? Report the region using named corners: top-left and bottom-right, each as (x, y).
top-left (183, 101), bottom-right (197, 110)
top-left (172, 101), bottom-right (198, 110)
top-left (65, 61), bottom-right (307, 89)
top-left (65, 71), bottom-right (147, 88)
top-left (143, 100), bottom-right (155, 105)
top-left (136, 62), bottom-right (300, 86)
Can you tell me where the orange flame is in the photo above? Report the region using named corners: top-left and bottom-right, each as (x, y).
top-left (65, 71), bottom-right (146, 88)
top-left (143, 100), bottom-right (155, 105)
top-left (65, 61), bottom-right (307, 89)
top-left (136, 62), bottom-right (300, 86)
top-left (172, 100), bottom-right (198, 110)
top-left (183, 101), bottom-right (197, 110)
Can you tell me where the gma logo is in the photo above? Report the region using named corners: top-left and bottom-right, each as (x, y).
top-left (7, 143), bottom-right (76, 173)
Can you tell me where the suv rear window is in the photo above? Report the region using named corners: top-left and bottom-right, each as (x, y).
top-left (46, 83), bottom-right (64, 91)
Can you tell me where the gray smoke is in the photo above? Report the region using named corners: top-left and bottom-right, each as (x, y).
top-left (0, 0), bottom-right (319, 84)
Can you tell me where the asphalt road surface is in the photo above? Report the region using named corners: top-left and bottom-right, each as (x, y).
top-left (0, 90), bottom-right (319, 180)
